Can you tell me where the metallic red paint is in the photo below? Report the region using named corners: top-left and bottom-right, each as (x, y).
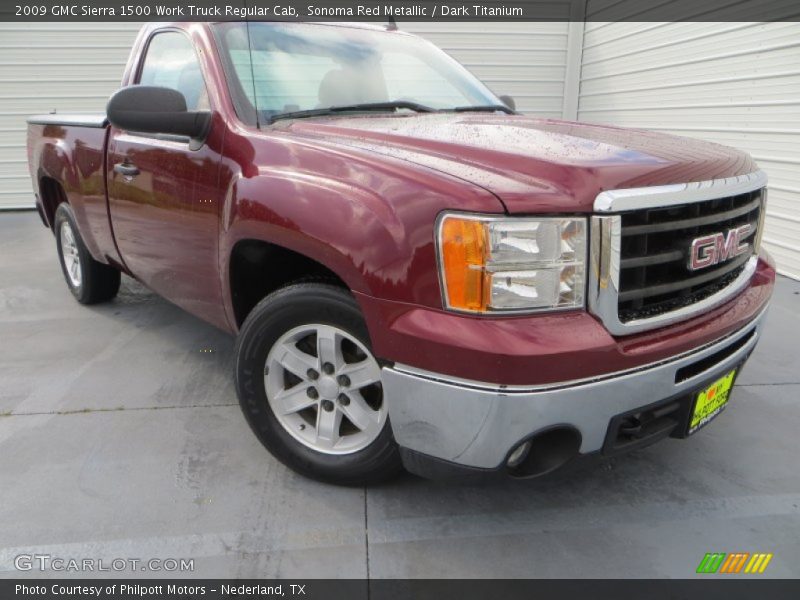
top-left (284, 115), bottom-right (757, 215)
top-left (357, 252), bottom-right (774, 386)
top-left (26, 22), bottom-right (774, 388)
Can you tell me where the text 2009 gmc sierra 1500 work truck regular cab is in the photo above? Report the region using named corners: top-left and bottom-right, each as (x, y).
top-left (27, 22), bottom-right (774, 484)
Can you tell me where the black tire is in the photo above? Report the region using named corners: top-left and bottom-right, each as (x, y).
top-left (54, 203), bottom-right (120, 304)
top-left (235, 283), bottom-right (403, 485)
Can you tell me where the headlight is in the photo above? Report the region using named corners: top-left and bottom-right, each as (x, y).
top-left (436, 213), bottom-right (587, 314)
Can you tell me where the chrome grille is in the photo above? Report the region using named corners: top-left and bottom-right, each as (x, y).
top-left (589, 171), bottom-right (767, 336)
top-left (617, 190), bottom-right (762, 322)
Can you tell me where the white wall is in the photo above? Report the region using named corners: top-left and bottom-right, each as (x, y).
top-left (0, 23), bottom-right (142, 209)
top-left (577, 21), bottom-right (800, 278)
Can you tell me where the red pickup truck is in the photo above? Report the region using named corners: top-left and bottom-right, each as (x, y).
top-left (27, 21), bottom-right (774, 484)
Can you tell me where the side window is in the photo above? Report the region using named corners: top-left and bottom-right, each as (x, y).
top-left (138, 32), bottom-right (209, 111)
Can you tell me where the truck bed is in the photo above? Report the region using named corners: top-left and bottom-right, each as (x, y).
top-left (26, 114), bottom-right (117, 267)
top-left (27, 114), bottom-right (108, 128)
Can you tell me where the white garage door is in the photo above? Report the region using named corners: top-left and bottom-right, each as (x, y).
top-left (0, 21), bottom-right (570, 211)
top-left (0, 23), bottom-right (142, 209)
top-left (578, 21), bottom-right (800, 279)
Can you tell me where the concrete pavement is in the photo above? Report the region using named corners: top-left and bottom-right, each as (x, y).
top-left (1, 211), bottom-right (798, 579)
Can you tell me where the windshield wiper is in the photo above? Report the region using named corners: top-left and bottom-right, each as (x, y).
top-left (448, 104), bottom-right (516, 115)
top-left (267, 101), bottom-right (515, 124)
top-left (268, 101), bottom-right (436, 124)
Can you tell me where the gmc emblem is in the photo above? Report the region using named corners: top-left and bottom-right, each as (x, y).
top-left (689, 224), bottom-right (752, 271)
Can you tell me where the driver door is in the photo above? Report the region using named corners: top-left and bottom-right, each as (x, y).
top-left (107, 30), bottom-right (228, 329)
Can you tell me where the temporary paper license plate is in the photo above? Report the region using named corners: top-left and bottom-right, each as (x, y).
top-left (688, 369), bottom-right (737, 435)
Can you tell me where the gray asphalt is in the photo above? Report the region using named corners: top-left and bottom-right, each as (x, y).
top-left (1, 211), bottom-right (798, 579)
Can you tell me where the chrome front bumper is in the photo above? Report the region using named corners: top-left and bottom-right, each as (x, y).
top-left (382, 308), bottom-right (767, 471)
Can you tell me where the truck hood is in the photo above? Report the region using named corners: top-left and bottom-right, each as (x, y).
top-left (283, 114), bottom-right (756, 213)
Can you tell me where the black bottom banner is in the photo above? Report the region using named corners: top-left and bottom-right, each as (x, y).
top-left (4, 579), bottom-right (800, 600)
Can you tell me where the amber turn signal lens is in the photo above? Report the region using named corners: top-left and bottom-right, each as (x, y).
top-left (439, 216), bottom-right (488, 311)
top-left (438, 213), bottom-right (587, 314)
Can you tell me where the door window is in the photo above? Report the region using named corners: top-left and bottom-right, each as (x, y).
top-left (139, 32), bottom-right (209, 111)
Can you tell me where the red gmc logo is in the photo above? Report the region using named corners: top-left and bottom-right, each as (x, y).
top-left (689, 224), bottom-right (752, 271)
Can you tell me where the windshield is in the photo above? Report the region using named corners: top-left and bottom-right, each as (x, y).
top-left (212, 22), bottom-right (502, 126)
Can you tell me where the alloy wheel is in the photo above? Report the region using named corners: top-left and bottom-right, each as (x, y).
top-left (60, 221), bottom-right (82, 288)
top-left (264, 324), bottom-right (386, 454)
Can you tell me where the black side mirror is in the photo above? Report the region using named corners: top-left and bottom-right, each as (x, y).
top-left (499, 95), bottom-right (516, 111)
top-left (107, 86), bottom-right (211, 141)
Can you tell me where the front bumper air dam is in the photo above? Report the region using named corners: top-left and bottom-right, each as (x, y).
top-left (382, 307), bottom-right (767, 480)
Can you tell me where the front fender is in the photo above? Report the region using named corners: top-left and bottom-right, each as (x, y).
top-left (223, 167), bottom-right (415, 294)
top-left (217, 128), bottom-right (505, 333)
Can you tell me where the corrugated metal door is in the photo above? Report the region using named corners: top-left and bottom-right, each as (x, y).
top-left (0, 21), bottom-right (570, 210)
top-left (578, 22), bottom-right (800, 279)
top-left (0, 23), bottom-right (142, 209)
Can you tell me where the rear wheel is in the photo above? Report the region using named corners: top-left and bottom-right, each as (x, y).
top-left (235, 283), bottom-right (402, 485)
top-left (54, 203), bottom-right (120, 304)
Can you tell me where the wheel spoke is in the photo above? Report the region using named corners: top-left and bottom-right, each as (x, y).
top-left (265, 322), bottom-right (386, 456)
top-left (341, 359), bottom-right (382, 389)
top-left (316, 406), bottom-right (342, 448)
top-left (274, 383), bottom-right (316, 415)
top-left (340, 393), bottom-right (378, 432)
top-left (316, 327), bottom-right (344, 370)
top-left (60, 223), bottom-right (83, 287)
top-left (275, 344), bottom-right (318, 378)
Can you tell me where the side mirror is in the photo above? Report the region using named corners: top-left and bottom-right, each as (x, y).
top-left (499, 95), bottom-right (516, 111)
top-left (107, 86), bottom-right (211, 140)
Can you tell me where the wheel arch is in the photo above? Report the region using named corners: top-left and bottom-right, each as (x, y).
top-left (227, 237), bottom-right (354, 329)
top-left (38, 175), bottom-right (69, 230)
top-left (220, 170), bottom-right (400, 331)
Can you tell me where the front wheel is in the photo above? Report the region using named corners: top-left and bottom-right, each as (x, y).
top-left (234, 283), bottom-right (402, 485)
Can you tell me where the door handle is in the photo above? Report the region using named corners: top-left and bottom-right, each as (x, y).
top-left (114, 161), bottom-right (140, 178)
